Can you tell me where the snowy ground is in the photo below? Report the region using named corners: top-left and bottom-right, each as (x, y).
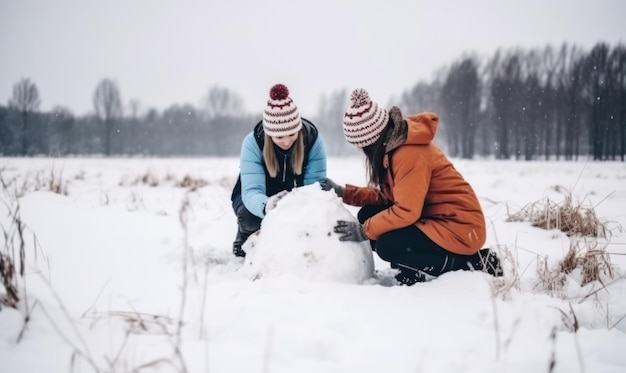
top-left (0, 156), bottom-right (625, 373)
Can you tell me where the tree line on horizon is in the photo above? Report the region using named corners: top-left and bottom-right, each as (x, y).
top-left (1, 42), bottom-right (625, 160)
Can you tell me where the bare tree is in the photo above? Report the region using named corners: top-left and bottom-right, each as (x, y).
top-left (202, 86), bottom-right (245, 120)
top-left (440, 56), bottom-right (481, 158)
top-left (314, 88), bottom-right (348, 155)
top-left (93, 78), bottom-right (122, 155)
top-left (517, 49), bottom-right (543, 161)
top-left (584, 43), bottom-right (612, 160)
top-left (559, 45), bottom-right (586, 160)
top-left (124, 99), bottom-right (142, 155)
top-left (608, 44), bottom-right (626, 160)
top-left (9, 78), bottom-right (41, 155)
top-left (536, 44), bottom-right (566, 160)
top-left (490, 51), bottom-right (511, 159)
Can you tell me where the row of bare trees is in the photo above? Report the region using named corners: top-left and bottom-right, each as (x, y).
top-left (0, 80), bottom-right (255, 157)
top-left (399, 42), bottom-right (626, 160)
top-left (1, 42), bottom-right (625, 160)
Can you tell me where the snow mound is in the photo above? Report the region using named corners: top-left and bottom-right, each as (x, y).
top-left (242, 183), bottom-right (374, 284)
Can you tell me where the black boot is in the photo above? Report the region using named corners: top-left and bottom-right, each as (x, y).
top-left (391, 263), bottom-right (434, 285)
top-left (233, 244), bottom-right (246, 258)
top-left (232, 204), bottom-right (261, 258)
top-left (477, 249), bottom-right (503, 277)
top-left (232, 231), bottom-right (246, 258)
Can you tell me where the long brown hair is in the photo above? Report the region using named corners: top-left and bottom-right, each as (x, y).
top-left (262, 131), bottom-right (305, 178)
top-left (362, 123), bottom-right (392, 189)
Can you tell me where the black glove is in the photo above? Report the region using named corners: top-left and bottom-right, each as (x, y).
top-left (321, 178), bottom-right (344, 198)
top-left (333, 220), bottom-right (368, 242)
top-left (265, 190), bottom-right (289, 214)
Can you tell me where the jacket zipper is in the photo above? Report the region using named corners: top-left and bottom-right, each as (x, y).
top-left (282, 154), bottom-right (287, 183)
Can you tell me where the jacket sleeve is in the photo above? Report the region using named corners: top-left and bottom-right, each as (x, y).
top-left (240, 133), bottom-right (269, 218)
top-left (342, 184), bottom-right (390, 206)
top-left (364, 146), bottom-right (431, 240)
top-left (303, 134), bottom-right (327, 185)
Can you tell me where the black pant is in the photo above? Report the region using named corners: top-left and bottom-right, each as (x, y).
top-left (357, 205), bottom-right (487, 277)
top-left (232, 194), bottom-right (262, 248)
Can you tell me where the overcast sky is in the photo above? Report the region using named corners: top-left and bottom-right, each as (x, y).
top-left (1, 0), bottom-right (624, 117)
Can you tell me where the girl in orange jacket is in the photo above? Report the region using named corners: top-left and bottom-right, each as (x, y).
top-left (323, 88), bottom-right (502, 285)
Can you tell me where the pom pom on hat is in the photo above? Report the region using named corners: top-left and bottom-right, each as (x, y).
top-left (350, 88), bottom-right (371, 108)
top-left (342, 88), bottom-right (389, 148)
top-left (270, 84), bottom-right (290, 100)
top-left (263, 83), bottom-right (302, 137)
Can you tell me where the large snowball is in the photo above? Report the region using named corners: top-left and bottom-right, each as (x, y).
top-left (242, 184), bottom-right (374, 284)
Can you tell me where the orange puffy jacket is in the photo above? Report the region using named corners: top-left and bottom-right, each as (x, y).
top-left (342, 108), bottom-right (486, 255)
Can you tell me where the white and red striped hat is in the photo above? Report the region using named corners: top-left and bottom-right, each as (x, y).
top-left (262, 84), bottom-right (302, 137)
top-left (343, 88), bottom-right (389, 148)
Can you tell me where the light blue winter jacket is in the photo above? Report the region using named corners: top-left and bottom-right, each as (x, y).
top-left (238, 122), bottom-right (327, 218)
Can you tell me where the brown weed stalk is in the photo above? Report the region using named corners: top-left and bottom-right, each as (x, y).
top-left (506, 187), bottom-right (609, 238)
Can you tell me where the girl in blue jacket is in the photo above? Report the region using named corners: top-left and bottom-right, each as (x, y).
top-left (230, 84), bottom-right (327, 257)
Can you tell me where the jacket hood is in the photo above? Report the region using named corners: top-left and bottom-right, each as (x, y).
top-left (384, 107), bottom-right (439, 153)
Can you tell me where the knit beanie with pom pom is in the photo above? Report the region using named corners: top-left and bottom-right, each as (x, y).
top-left (342, 88), bottom-right (389, 148)
top-left (262, 83), bottom-right (302, 137)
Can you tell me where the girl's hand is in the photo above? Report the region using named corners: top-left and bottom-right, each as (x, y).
top-left (333, 220), bottom-right (367, 242)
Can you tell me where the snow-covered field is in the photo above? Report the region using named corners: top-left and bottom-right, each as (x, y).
top-left (0, 156), bottom-right (625, 373)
